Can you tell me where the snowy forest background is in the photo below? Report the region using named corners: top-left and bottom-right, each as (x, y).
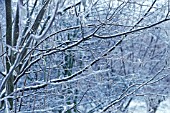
top-left (0, 0), bottom-right (170, 112)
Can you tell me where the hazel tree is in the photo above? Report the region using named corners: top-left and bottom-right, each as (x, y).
top-left (0, 0), bottom-right (170, 113)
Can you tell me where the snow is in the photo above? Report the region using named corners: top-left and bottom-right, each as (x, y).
top-left (128, 99), bottom-right (147, 113)
top-left (156, 97), bottom-right (170, 113)
top-left (128, 97), bottom-right (170, 113)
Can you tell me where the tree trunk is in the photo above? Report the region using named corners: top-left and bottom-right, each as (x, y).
top-left (5, 0), bottom-right (14, 110)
